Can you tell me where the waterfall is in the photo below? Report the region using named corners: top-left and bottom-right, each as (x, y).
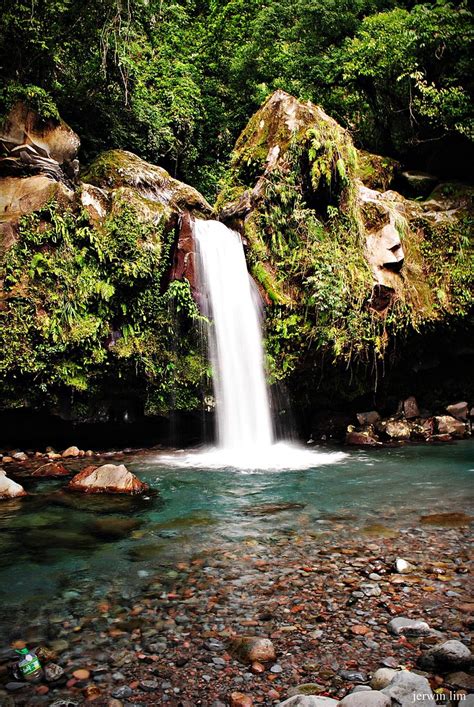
top-left (194, 219), bottom-right (274, 451)
top-left (156, 218), bottom-right (347, 469)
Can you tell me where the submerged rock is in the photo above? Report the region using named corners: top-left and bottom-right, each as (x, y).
top-left (0, 469), bottom-right (26, 499)
top-left (31, 462), bottom-right (70, 477)
top-left (67, 464), bottom-right (149, 494)
top-left (228, 636), bottom-right (276, 664)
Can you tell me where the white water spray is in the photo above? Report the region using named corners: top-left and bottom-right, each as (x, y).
top-left (156, 219), bottom-right (346, 470)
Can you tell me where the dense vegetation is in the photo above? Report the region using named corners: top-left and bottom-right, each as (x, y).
top-left (0, 199), bottom-right (208, 416)
top-left (1, 0), bottom-right (472, 198)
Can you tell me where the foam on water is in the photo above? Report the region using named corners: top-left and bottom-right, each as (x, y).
top-left (156, 441), bottom-right (347, 471)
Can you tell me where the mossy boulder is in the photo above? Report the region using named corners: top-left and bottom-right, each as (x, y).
top-left (82, 149), bottom-right (212, 217)
top-left (217, 90), bottom-right (474, 400)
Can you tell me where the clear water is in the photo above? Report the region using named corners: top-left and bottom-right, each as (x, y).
top-left (0, 440), bottom-right (472, 632)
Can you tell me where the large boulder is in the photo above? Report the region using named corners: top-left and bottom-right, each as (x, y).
top-left (67, 464), bottom-right (149, 494)
top-left (0, 469), bottom-right (27, 499)
top-left (381, 671), bottom-right (433, 706)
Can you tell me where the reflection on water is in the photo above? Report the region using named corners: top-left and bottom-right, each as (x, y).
top-left (0, 440), bottom-right (472, 628)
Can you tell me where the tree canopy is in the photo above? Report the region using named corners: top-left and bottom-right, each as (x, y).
top-left (0, 0), bottom-right (472, 197)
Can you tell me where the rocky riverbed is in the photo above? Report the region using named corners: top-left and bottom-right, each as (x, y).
top-left (0, 497), bottom-right (472, 706)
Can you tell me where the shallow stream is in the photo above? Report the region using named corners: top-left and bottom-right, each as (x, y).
top-left (0, 440), bottom-right (472, 635)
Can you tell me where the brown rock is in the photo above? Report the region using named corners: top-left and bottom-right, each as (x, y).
top-left (67, 464), bottom-right (149, 494)
top-left (446, 401), bottom-right (468, 421)
top-left (230, 692), bottom-right (253, 707)
top-left (346, 431), bottom-right (380, 447)
top-left (420, 512), bottom-right (472, 528)
top-left (229, 636), bottom-right (276, 664)
top-left (62, 446), bottom-right (81, 458)
top-left (73, 669), bottom-right (90, 680)
top-left (434, 415), bottom-right (466, 438)
top-left (356, 411), bottom-right (381, 426)
top-left (170, 211), bottom-right (197, 292)
top-left (403, 396), bottom-right (420, 419)
top-left (32, 462), bottom-right (69, 477)
top-left (384, 419), bottom-right (411, 440)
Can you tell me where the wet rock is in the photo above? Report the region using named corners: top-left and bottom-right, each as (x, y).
top-left (394, 558), bottom-right (414, 574)
top-left (402, 396), bottom-right (420, 419)
top-left (388, 617), bottom-right (431, 636)
top-left (12, 451), bottom-right (28, 461)
top-left (339, 671), bottom-right (367, 683)
top-left (360, 583), bottom-right (381, 597)
top-left (345, 431), bottom-right (380, 447)
top-left (111, 685), bottom-right (133, 699)
top-left (62, 446), bottom-right (81, 458)
top-left (89, 517), bottom-right (141, 539)
top-left (384, 419), bottom-right (411, 440)
top-left (67, 464), bottom-right (149, 494)
top-left (44, 662), bottom-right (65, 682)
top-left (446, 401), bottom-right (468, 421)
top-left (370, 668), bottom-right (398, 690)
top-left (445, 671), bottom-right (474, 690)
top-left (339, 692), bottom-right (391, 706)
top-left (418, 640), bottom-right (472, 671)
top-left (139, 679), bottom-right (159, 691)
top-left (244, 502), bottom-right (305, 515)
top-left (31, 462), bottom-right (70, 477)
top-left (229, 636), bottom-right (276, 664)
top-left (5, 681), bottom-right (30, 692)
top-left (0, 469), bottom-right (27, 499)
top-left (287, 684), bottom-right (327, 697)
top-left (230, 692), bottom-right (253, 707)
top-left (420, 512), bottom-right (472, 527)
top-left (356, 411), bottom-right (381, 426)
top-left (381, 670), bottom-right (433, 705)
top-left (399, 171), bottom-right (438, 198)
top-left (434, 415), bottom-right (466, 437)
top-left (278, 698), bottom-right (338, 706)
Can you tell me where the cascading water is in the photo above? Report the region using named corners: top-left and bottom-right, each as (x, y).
top-left (154, 218), bottom-right (346, 469)
top-left (194, 219), bottom-right (274, 451)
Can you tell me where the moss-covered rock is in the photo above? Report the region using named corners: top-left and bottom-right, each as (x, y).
top-left (216, 90), bottom-right (473, 399)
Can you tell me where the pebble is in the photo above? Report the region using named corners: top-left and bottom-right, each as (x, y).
top-left (44, 662), bottom-right (65, 682)
top-left (111, 685), bottom-right (133, 699)
top-left (388, 617), bottom-right (431, 636)
top-left (370, 667), bottom-right (397, 690)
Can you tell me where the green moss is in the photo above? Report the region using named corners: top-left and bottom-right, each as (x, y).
top-left (0, 198), bottom-right (208, 417)
top-left (356, 150), bottom-right (400, 191)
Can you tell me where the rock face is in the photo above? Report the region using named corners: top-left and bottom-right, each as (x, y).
top-left (67, 464), bottom-right (149, 494)
top-left (0, 101), bottom-right (80, 180)
top-left (0, 469), bottom-right (27, 499)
